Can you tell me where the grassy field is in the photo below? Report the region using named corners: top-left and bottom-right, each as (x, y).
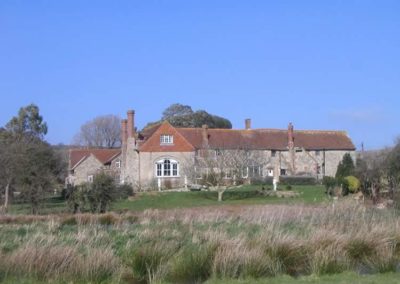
top-left (1, 272), bottom-right (400, 284)
top-left (206, 272), bottom-right (400, 284)
top-left (4, 186), bottom-right (400, 283)
top-left (1, 201), bottom-right (400, 283)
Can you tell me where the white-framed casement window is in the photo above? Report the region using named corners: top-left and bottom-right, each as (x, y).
top-left (87, 175), bottom-right (94, 183)
top-left (241, 167), bottom-right (249, 178)
top-left (271, 150), bottom-right (277, 157)
top-left (248, 165), bottom-right (262, 177)
top-left (160, 134), bottom-right (174, 145)
top-left (115, 160), bottom-right (121, 168)
top-left (155, 158), bottom-right (179, 177)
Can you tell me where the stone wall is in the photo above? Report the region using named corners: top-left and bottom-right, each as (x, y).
top-left (121, 145), bottom-right (355, 190)
top-left (324, 150), bottom-right (356, 177)
top-left (138, 151), bottom-right (194, 190)
top-left (71, 155), bottom-right (103, 185)
top-left (258, 149), bottom-right (355, 178)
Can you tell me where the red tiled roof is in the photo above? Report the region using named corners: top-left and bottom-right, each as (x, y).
top-left (139, 121), bottom-right (195, 152)
top-left (293, 131), bottom-right (355, 150)
top-left (138, 123), bottom-right (162, 141)
top-left (69, 149), bottom-right (121, 169)
top-left (175, 128), bottom-right (355, 151)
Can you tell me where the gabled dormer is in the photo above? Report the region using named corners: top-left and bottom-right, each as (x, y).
top-left (139, 121), bottom-right (195, 152)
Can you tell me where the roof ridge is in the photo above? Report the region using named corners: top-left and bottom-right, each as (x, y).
top-left (177, 128), bottom-right (286, 132)
top-left (295, 130), bottom-right (348, 135)
top-left (176, 127), bottom-right (348, 134)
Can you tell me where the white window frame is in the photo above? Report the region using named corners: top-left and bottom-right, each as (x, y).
top-left (115, 160), bottom-right (121, 168)
top-left (241, 167), bottom-right (249, 178)
top-left (155, 158), bottom-right (179, 177)
top-left (249, 165), bottom-right (261, 177)
top-left (160, 134), bottom-right (174, 145)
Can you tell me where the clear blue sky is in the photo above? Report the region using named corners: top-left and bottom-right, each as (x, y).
top-left (0, 1), bottom-right (399, 150)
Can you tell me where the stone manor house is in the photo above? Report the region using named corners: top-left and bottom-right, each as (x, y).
top-left (67, 110), bottom-right (356, 189)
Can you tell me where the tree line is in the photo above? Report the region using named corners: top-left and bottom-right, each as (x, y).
top-left (73, 103), bottom-right (232, 148)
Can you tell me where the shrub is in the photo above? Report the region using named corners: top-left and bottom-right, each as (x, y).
top-left (115, 184), bottom-right (134, 199)
top-left (336, 153), bottom-right (355, 179)
top-left (345, 176), bottom-right (361, 193)
top-left (280, 176), bottom-right (317, 185)
top-left (323, 176), bottom-right (337, 194)
top-left (87, 173), bottom-right (117, 213)
top-left (250, 176), bottom-right (317, 186)
top-left (66, 184), bottom-right (89, 213)
top-left (323, 176), bottom-right (350, 197)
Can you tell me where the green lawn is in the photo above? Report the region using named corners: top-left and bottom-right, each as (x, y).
top-left (8, 195), bottom-right (68, 215)
top-left (112, 185), bottom-right (329, 212)
top-left (8, 185), bottom-right (329, 214)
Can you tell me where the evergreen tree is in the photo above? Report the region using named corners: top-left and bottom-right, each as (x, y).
top-left (335, 153), bottom-right (355, 179)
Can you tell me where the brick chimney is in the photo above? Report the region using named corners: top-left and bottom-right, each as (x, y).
top-left (202, 124), bottom-right (209, 148)
top-left (127, 110), bottom-right (135, 138)
top-left (245, 119), bottom-right (251, 130)
top-left (121, 119), bottom-right (128, 145)
top-left (288, 122), bottom-right (294, 148)
top-left (288, 122), bottom-right (295, 174)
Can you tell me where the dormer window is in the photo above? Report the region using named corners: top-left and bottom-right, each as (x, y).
top-left (160, 134), bottom-right (173, 145)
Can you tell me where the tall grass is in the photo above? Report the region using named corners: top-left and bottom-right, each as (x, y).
top-left (0, 201), bottom-right (400, 283)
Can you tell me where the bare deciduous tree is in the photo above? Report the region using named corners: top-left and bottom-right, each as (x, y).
top-left (74, 115), bottom-right (121, 148)
top-left (183, 148), bottom-right (267, 201)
